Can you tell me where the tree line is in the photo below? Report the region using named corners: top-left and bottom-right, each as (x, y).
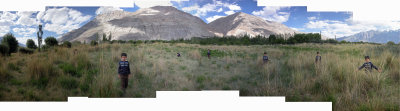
top-left (0, 33), bottom-right (71, 56)
top-left (169, 33), bottom-right (339, 45)
top-left (1, 32), bottom-right (393, 56)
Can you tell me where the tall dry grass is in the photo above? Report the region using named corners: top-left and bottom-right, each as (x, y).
top-left (0, 42), bottom-right (398, 110)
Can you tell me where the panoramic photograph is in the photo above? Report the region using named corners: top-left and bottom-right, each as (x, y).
top-left (0, 0), bottom-right (399, 110)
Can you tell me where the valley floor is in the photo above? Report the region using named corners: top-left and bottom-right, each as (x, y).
top-left (0, 43), bottom-right (399, 111)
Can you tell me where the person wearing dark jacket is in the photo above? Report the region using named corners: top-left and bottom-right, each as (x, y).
top-left (118, 53), bottom-right (131, 91)
top-left (358, 56), bottom-right (381, 73)
top-left (263, 52), bottom-right (269, 64)
top-left (315, 52), bottom-right (321, 63)
top-left (207, 49), bottom-right (211, 59)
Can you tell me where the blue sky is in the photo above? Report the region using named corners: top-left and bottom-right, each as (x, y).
top-left (0, 0), bottom-right (398, 45)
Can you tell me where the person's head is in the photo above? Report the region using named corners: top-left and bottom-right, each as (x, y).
top-left (364, 56), bottom-right (370, 62)
top-left (317, 51), bottom-right (320, 56)
top-left (121, 53), bottom-right (127, 61)
top-left (264, 52), bottom-right (267, 55)
top-left (39, 25), bottom-right (42, 30)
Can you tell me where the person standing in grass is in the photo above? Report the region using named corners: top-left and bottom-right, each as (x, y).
top-left (263, 52), bottom-right (269, 64)
top-left (118, 53), bottom-right (131, 92)
top-left (207, 49), bottom-right (211, 59)
top-left (358, 56), bottom-right (382, 73)
top-left (177, 52), bottom-right (181, 57)
top-left (315, 51), bottom-right (321, 64)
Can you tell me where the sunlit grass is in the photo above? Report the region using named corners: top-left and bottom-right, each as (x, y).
top-left (0, 42), bottom-right (398, 110)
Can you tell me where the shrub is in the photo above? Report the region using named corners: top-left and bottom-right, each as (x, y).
top-left (26, 39), bottom-right (37, 49)
top-left (110, 40), bottom-right (117, 44)
top-left (19, 47), bottom-right (34, 54)
top-left (26, 58), bottom-right (56, 84)
top-left (90, 40), bottom-right (98, 46)
top-left (30, 77), bottom-right (49, 89)
top-left (41, 45), bottom-right (50, 50)
top-left (61, 41), bottom-right (72, 48)
top-left (72, 41), bottom-right (81, 45)
top-left (59, 63), bottom-right (81, 77)
top-left (0, 44), bottom-right (9, 56)
top-left (44, 37), bottom-right (58, 47)
top-left (387, 41), bottom-right (395, 45)
top-left (0, 66), bottom-right (11, 82)
top-left (1, 33), bottom-right (18, 54)
top-left (7, 62), bottom-right (20, 71)
top-left (117, 40), bottom-right (126, 43)
top-left (59, 76), bottom-right (79, 89)
top-left (136, 40), bottom-right (143, 44)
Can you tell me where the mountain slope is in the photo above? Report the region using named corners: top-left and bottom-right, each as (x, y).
top-left (338, 30), bottom-right (400, 43)
top-left (208, 12), bottom-right (297, 38)
top-left (59, 6), bottom-right (214, 42)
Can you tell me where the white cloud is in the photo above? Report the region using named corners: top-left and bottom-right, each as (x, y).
top-left (12, 27), bottom-right (36, 37)
top-left (206, 15), bottom-right (224, 23)
top-left (0, 12), bottom-right (17, 21)
top-left (304, 18), bottom-right (400, 38)
top-left (95, 6), bottom-right (123, 15)
top-left (227, 4), bottom-right (241, 10)
top-left (133, 0), bottom-right (189, 8)
top-left (16, 11), bottom-right (39, 26)
top-left (290, 27), bottom-right (304, 31)
top-left (0, 19), bottom-right (14, 26)
top-left (38, 7), bottom-right (92, 35)
top-left (252, 6), bottom-right (290, 23)
top-left (181, 4), bottom-right (199, 12)
top-left (134, 0), bottom-right (173, 8)
top-left (0, 26), bottom-right (10, 36)
top-left (224, 10), bottom-right (235, 15)
top-left (217, 8), bottom-right (223, 12)
top-left (0, 12), bottom-right (17, 35)
top-left (15, 36), bottom-right (38, 45)
top-left (258, 0), bottom-right (400, 21)
top-left (193, 3), bottom-right (219, 17)
top-left (181, 0), bottom-right (241, 17)
top-left (307, 16), bottom-right (316, 20)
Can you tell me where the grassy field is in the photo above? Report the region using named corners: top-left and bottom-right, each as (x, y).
top-left (0, 42), bottom-right (399, 110)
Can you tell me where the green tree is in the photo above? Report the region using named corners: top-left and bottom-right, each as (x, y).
top-left (0, 44), bottom-right (9, 56)
top-left (19, 47), bottom-right (34, 54)
top-left (102, 33), bottom-right (108, 42)
top-left (90, 40), bottom-right (98, 46)
top-left (26, 39), bottom-right (37, 49)
top-left (62, 41), bottom-right (72, 48)
top-left (268, 35), bottom-right (276, 44)
top-left (387, 41), bottom-right (395, 45)
top-left (1, 33), bottom-right (19, 54)
top-left (108, 33), bottom-right (112, 41)
top-left (44, 37), bottom-right (58, 47)
top-left (340, 40), bottom-right (348, 44)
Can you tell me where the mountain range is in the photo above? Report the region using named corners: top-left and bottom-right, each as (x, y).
top-left (338, 30), bottom-right (400, 43)
top-left (209, 12), bottom-right (296, 38)
top-left (59, 6), bottom-right (297, 42)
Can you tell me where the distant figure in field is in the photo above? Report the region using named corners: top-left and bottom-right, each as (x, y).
top-left (177, 52), bottom-right (181, 57)
top-left (263, 52), bottom-right (269, 64)
top-left (315, 52), bottom-right (321, 63)
top-left (73, 49), bottom-right (78, 55)
top-left (207, 49), bottom-right (211, 59)
top-left (358, 56), bottom-right (382, 73)
top-left (118, 53), bottom-right (131, 92)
